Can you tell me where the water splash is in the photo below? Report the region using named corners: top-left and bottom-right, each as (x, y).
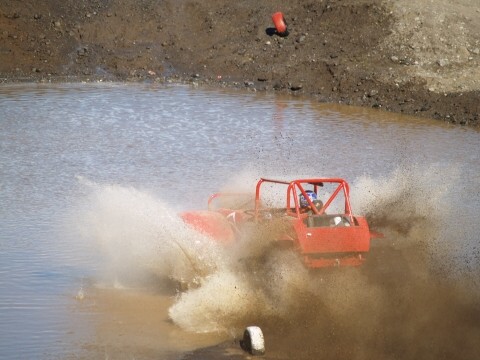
top-left (73, 180), bottom-right (224, 289)
top-left (72, 168), bottom-right (480, 358)
top-left (351, 164), bottom-right (479, 279)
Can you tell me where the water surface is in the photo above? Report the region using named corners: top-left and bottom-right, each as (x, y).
top-left (0, 83), bottom-right (479, 359)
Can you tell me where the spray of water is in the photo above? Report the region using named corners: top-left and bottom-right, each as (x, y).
top-left (73, 179), bottom-right (225, 289)
top-left (73, 166), bottom-right (479, 359)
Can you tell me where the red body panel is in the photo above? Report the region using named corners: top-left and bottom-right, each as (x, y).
top-left (295, 216), bottom-right (370, 254)
top-left (180, 211), bottom-right (235, 243)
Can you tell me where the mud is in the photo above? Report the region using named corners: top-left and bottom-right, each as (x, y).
top-left (181, 244), bottom-right (480, 360)
top-left (1, 0), bottom-right (479, 126)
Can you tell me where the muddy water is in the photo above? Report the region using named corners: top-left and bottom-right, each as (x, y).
top-left (0, 83), bottom-right (479, 359)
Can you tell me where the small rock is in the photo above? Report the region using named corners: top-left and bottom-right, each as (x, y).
top-left (296, 35), bottom-right (306, 43)
top-left (368, 89), bottom-right (378, 97)
top-left (34, 14), bottom-right (42, 20)
top-left (244, 81), bottom-right (254, 87)
top-left (471, 48), bottom-right (480, 55)
top-left (273, 82), bottom-right (283, 90)
top-left (390, 55), bottom-right (399, 62)
top-left (437, 59), bottom-right (449, 67)
top-left (290, 84), bottom-right (303, 91)
top-left (77, 47), bottom-right (87, 56)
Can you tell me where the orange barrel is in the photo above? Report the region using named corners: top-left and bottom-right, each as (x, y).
top-left (272, 12), bottom-right (288, 36)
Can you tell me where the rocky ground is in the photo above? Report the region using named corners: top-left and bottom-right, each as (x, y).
top-left (1, 0), bottom-right (479, 126)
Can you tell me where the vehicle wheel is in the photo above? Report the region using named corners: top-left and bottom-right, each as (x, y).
top-left (241, 326), bottom-right (265, 355)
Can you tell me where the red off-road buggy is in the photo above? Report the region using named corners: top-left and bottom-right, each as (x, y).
top-left (181, 178), bottom-right (380, 268)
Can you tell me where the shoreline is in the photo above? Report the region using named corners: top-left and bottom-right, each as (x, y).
top-left (1, 0), bottom-right (479, 127)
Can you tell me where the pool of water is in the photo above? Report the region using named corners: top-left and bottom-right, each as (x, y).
top-left (0, 83), bottom-right (479, 359)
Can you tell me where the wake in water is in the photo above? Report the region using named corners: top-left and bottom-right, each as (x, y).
top-left (73, 166), bottom-right (480, 359)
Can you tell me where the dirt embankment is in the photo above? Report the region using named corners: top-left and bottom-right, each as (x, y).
top-left (1, 0), bottom-right (479, 126)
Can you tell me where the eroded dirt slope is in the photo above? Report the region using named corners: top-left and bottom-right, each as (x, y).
top-left (0, 0), bottom-right (479, 126)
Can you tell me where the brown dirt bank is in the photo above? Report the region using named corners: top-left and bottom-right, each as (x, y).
top-left (1, 0), bottom-right (479, 126)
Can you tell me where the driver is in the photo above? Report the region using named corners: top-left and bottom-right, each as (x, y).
top-left (299, 190), bottom-right (323, 214)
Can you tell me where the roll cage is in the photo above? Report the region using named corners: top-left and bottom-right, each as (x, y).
top-left (253, 178), bottom-right (355, 223)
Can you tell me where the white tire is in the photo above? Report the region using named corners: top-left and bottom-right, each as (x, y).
top-left (242, 326), bottom-right (265, 355)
